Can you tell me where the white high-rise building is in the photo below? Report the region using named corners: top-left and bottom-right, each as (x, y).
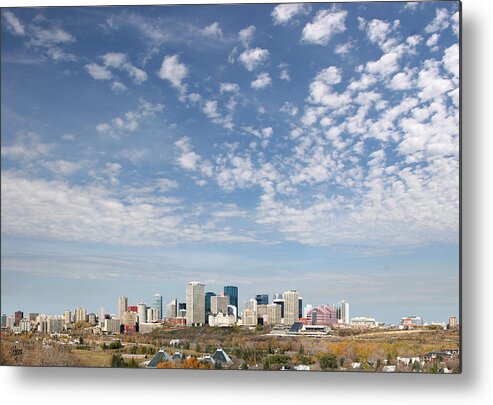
top-left (98, 307), bottom-right (106, 325)
top-left (166, 299), bottom-right (178, 319)
top-left (74, 308), bottom-right (87, 323)
top-left (283, 290), bottom-right (299, 326)
top-left (64, 309), bottom-right (72, 325)
top-left (118, 296), bottom-right (128, 324)
top-left (186, 281), bottom-right (205, 326)
top-left (339, 300), bottom-right (350, 324)
top-left (137, 302), bottom-right (147, 324)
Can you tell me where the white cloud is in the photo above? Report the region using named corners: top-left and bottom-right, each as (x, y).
top-left (101, 52), bottom-right (127, 68)
top-left (271, 3), bottom-right (311, 25)
top-left (220, 82), bottom-right (240, 93)
top-left (251, 72), bottom-right (272, 89)
top-left (417, 60), bottom-right (453, 100)
top-left (238, 25), bottom-right (256, 46)
top-left (175, 136), bottom-right (201, 171)
top-left (238, 47), bottom-right (270, 71)
top-left (1, 133), bottom-right (55, 161)
top-left (451, 11), bottom-right (459, 36)
top-left (388, 70), bottom-right (414, 90)
top-left (366, 50), bottom-right (401, 77)
top-left (280, 102), bottom-right (298, 116)
top-left (202, 99), bottom-right (234, 129)
top-left (280, 67), bottom-right (291, 81)
top-left (426, 33), bottom-right (439, 48)
top-left (334, 41), bottom-right (352, 55)
top-left (442, 43), bottom-right (459, 80)
top-left (111, 81), bottom-right (128, 93)
top-left (3, 11), bottom-right (26, 36)
top-left (158, 54), bottom-right (188, 93)
top-left (156, 178), bottom-right (178, 192)
top-left (85, 63), bottom-right (112, 80)
top-left (96, 99), bottom-right (164, 139)
top-left (202, 22), bottom-right (223, 38)
top-left (301, 9), bottom-right (347, 45)
top-left (425, 8), bottom-right (450, 33)
top-left (42, 159), bottom-right (84, 176)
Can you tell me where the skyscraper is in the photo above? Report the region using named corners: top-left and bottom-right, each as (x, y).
top-left (137, 302), bottom-right (147, 324)
top-left (118, 296), bottom-right (128, 323)
top-left (186, 281), bottom-right (205, 326)
top-left (211, 294), bottom-right (229, 315)
top-left (14, 311), bottom-right (23, 326)
top-left (166, 299), bottom-right (178, 319)
top-left (283, 290), bottom-right (300, 326)
top-left (337, 300), bottom-right (350, 324)
top-left (74, 307), bottom-right (87, 323)
top-left (153, 293), bottom-right (163, 320)
top-left (223, 286), bottom-right (238, 312)
top-left (255, 294), bottom-right (269, 305)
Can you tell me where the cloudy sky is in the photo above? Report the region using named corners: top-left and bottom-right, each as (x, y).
top-left (1, 2), bottom-right (459, 323)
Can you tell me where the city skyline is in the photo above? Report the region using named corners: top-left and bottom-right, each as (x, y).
top-left (1, 2), bottom-right (459, 325)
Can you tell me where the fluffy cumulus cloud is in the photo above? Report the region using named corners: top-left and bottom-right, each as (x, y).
top-left (238, 25), bottom-right (256, 46)
top-left (271, 3), bottom-right (311, 25)
top-left (301, 9), bottom-right (347, 45)
top-left (251, 72), bottom-right (272, 89)
top-left (158, 54), bottom-right (188, 93)
top-left (238, 47), bottom-right (270, 71)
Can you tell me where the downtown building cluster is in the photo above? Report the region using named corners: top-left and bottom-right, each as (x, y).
top-left (1, 281), bottom-right (459, 336)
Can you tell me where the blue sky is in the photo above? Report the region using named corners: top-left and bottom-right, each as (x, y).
top-left (1, 2), bottom-right (459, 324)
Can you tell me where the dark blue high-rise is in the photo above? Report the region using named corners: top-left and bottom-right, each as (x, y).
top-left (223, 286), bottom-right (238, 310)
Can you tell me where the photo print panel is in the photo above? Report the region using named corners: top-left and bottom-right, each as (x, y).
top-left (1, 1), bottom-right (460, 373)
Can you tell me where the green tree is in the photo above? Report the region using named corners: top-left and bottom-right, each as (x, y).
top-left (111, 354), bottom-right (125, 368)
top-left (319, 353), bottom-right (338, 371)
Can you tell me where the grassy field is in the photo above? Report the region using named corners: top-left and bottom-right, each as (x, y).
top-left (71, 349), bottom-right (112, 367)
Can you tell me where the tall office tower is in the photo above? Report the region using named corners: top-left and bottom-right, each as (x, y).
top-left (338, 300), bottom-right (350, 324)
top-left (223, 286), bottom-right (238, 312)
top-left (273, 297), bottom-right (285, 319)
top-left (118, 296), bottom-right (128, 322)
top-left (205, 292), bottom-right (216, 314)
top-left (298, 297), bottom-right (303, 319)
top-left (283, 290), bottom-right (300, 326)
top-left (98, 307), bottom-right (105, 325)
top-left (266, 303), bottom-right (282, 325)
top-left (74, 307), bottom-right (87, 323)
top-left (137, 302), bottom-right (147, 324)
top-left (186, 281), bottom-right (205, 326)
top-left (64, 310), bottom-right (72, 325)
top-left (1, 314), bottom-right (7, 328)
top-left (166, 299), bottom-right (178, 319)
top-left (255, 294), bottom-right (269, 305)
top-left (448, 316), bottom-right (458, 328)
top-left (153, 293), bottom-right (163, 320)
top-left (243, 299), bottom-right (258, 326)
top-left (14, 311), bottom-right (23, 326)
top-left (211, 294), bottom-right (229, 315)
